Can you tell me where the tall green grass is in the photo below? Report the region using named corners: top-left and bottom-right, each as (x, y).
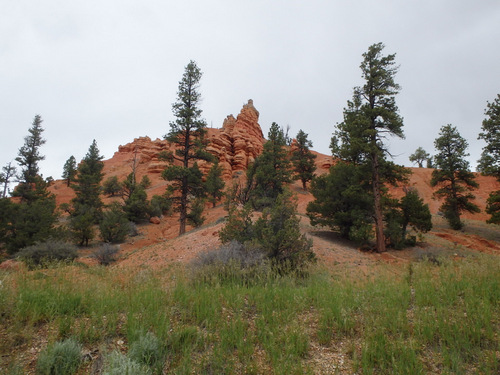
top-left (0, 254), bottom-right (498, 374)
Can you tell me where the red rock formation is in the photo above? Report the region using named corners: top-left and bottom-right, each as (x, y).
top-left (206, 99), bottom-right (265, 178)
top-left (48, 100), bottom-right (266, 206)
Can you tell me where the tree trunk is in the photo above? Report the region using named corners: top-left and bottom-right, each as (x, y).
top-left (372, 152), bottom-right (386, 252)
top-left (179, 181), bottom-right (187, 235)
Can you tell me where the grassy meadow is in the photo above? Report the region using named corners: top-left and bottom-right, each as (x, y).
top-left (0, 249), bottom-right (499, 374)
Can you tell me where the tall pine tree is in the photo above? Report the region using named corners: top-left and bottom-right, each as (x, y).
top-left (1, 115), bottom-right (57, 253)
top-left (162, 61), bottom-right (212, 235)
top-left (70, 140), bottom-right (104, 245)
top-left (477, 94), bottom-right (500, 224)
top-left (62, 155), bottom-right (77, 187)
top-left (323, 43), bottom-right (405, 252)
top-left (431, 124), bottom-right (479, 229)
top-left (250, 122), bottom-right (292, 208)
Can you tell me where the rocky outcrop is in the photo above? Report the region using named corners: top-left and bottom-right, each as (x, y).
top-left (207, 99), bottom-right (265, 178)
top-left (102, 100), bottom-right (265, 186)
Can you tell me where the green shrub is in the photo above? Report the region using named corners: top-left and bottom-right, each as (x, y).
top-left (128, 331), bottom-right (163, 369)
top-left (36, 338), bottom-right (82, 375)
top-left (220, 191), bottom-right (315, 272)
top-left (99, 203), bottom-right (130, 243)
top-left (149, 194), bottom-right (172, 217)
top-left (16, 240), bottom-right (78, 268)
top-left (103, 351), bottom-right (151, 375)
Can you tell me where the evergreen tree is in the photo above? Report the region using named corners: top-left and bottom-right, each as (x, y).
top-left (477, 94), bottom-right (500, 224)
top-left (220, 190), bottom-right (314, 270)
top-left (426, 157), bottom-right (434, 169)
top-left (250, 122), bottom-right (292, 208)
top-left (120, 172), bottom-right (154, 222)
top-left (102, 175), bottom-right (122, 197)
top-left (205, 161), bottom-right (225, 208)
top-left (356, 43), bottom-right (405, 252)
top-left (62, 156), bottom-right (77, 187)
top-left (384, 188), bottom-right (432, 249)
top-left (14, 115), bottom-right (46, 202)
top-left (307, 162), bottom-right (374, 243)
top-left (99, 202), bottom-right (130, 243)
top-left (431, 124), bottom-right (479, 229)
top-left (71, 140), bottom-right (104, 218)
top-left (409, 147), bottom-right (431, 168)
top-left (291, 130), bottom-right (317, 190)
top-left (1, 116), bottom-right (57, 253)
top-left (123, 182), bottom-right (150, 223)
top-left (478, 94), bottom-right (500, 178)
top-left (326, 43), bottom-right (405, 252)
top-left (70, 140), bottom-right (104, 245)
top-left (162, 61), bottom-right (211, 235)
top-left (70, 205), bottom-right (96, 247)
top-left (0, 162), bottom-right (16, 198)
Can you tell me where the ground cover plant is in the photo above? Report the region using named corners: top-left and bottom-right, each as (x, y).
top-left (0, 249), bottom-right (498, 374)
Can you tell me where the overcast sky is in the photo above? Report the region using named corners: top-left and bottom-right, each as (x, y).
top-left (1, 0), bottom-right (500, 185)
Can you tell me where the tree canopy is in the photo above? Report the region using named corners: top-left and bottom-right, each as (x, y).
top-left (409, 147), bottom-right (431, 168)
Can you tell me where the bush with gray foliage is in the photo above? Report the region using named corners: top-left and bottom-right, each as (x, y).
top-left (16, 239), bottom-right (78, 268)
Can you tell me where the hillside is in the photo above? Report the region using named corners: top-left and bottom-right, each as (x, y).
top-left (43, 100), bottom-right (500, 271)
top-left (2, 101), bottom-right (500, 375)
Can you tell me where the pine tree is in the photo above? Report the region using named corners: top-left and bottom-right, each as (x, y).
top-left (70, 140), bottom-right (104, 245)
top-left (409, 147), bottom-right (431, 168)
top-left (250, 122), bottom-right (292, 208)
top-left (102, 176), bottom-right (122, 197)
top-left (72, 140), bottom-right (104, 217)
top-left (307, 161), bottom-right (374, 243)
top-left (291, 130), bottom-right (317, 190)
top-left (326, 43), bottom-right (405, 252)
top-left (0, 162), bottom-right (16, 198)
top-left (357, 43), bottom-right (405, 252)
top-left (205, 161), bottom-right (225, 208)
top-left (14, 115), bottom-right (46, 202)
top-left (162, 61), bottom-right (211, 235)
top-left (384, 188), bottom-right (432, 249)
top-left (1, 116), bottom-right (57, 253)
top-left (62, 156), bottom-right (77, 187)
top-left (99, 202), bottom-right (130, 243)
top-left (431, 124), bottom-right (479, 229)
top-left (477, 94), bottom-right (500, 224)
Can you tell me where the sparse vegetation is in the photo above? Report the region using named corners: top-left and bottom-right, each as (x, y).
top-left (0, 252), bottom-right (498, 374)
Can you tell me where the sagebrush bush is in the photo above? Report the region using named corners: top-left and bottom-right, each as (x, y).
top-left (128, 331), bottom-right (163, 368)
top-left (103, 351), bottom-right (151, 375)
top-left (36, 338), bottom-right (82, 375)
top-left (16, 240), bottom-right (78, 268)
top-left (92, 243), bottom-right (119, 266)
top-left (190, 241), bottom-right (271, 285)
